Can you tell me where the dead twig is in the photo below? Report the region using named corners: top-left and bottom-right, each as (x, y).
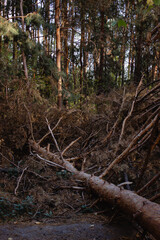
top-left (46, 118), bottom-right (65, 163)
top-left (129, 129), bottom-right (152, 154)
top-left (136, 79), bottom-right (160, 98)
top-left (102, 87), bottom-right (126, 144)
top-left (62, 137), bottom-right (81, 156)
top-left (137, 173), bottom-right (160, 195)
top-left (100, 114), bottom-right (158, 179)
top-left (137, 83), bottom-right (160, 104)
top-left (149, 193), bottom-right (160, 202)
top-left (65, 156), bottom-right (81, 161)
top-left (15, 166), bottom-right (28, 195)
top-left (0, 152), bottom-right (46, 180)
top-left (38, 117), bottom-right (63, 145)
top-left (136, 116), bottom-right (159, 189)
top-left (35, 153), bottom-right (64, 169)
top-left (118, 78), bottom-right (143, 143)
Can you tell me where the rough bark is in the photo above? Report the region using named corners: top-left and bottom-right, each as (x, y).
top-left (55, 0), bottom-right (62, 109)
top-left (80, 6), bottom-right (84, 107)
top-left (29, 139), bottom-right (160, 240)
top-left (20, 0), bottom-right (29, 80)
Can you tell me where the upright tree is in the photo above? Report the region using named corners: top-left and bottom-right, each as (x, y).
top-left (55, 0), bottom-right (62, 109)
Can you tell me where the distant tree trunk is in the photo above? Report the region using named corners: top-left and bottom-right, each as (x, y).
top-left (12, 1), bottom-right (17, 64)
top-left (98, 10), bottom-right (105, 93)
top-left (55, 0), bottom-right (62, 109)
top-left (121, 28), bottom-right (126, 86)
top-left (44, 0), bottom-right (50, 55)
top-left (80, 7), bottom-right (84, 106)
top-left (83, 17), bottom-right (90, 97)
top-left (134, 20), bottom-right (142, 84)
top-left (71, 2), bottom-right (76, 92)
top-left (128, 18), bottom-right (133, 79)
top-left (12, 1), bottom-right (18, 76)
top-left (93, 17), bottom-right (99, 83)
top-left (121, 2), bottom-right (129, 86)
top-left (20, 0), bottom-right (29, 81)
top-left (63, 0), bottom-right (69, 77)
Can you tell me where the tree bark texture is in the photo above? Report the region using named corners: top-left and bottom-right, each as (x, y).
top-left (55, 0), bottom-right (62, 109)
top-left (20, 0), bottom-right (29, 80)
top-left (29, 140), bottom-right (160, 240)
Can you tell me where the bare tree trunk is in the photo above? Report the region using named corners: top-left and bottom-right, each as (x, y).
top-left (98, 10), bottom-right (105, 93)
top-left (134, 13), bottom-right (142, 84)
top-left (20, 0), bottom-right (29, 80)
top-left (12, 0), bottom-right (18, 76)
top-left (55, 0), bottom-right (62, 109)
top-left (29, 139), bottom-right (160, 240)
top-left (63, 0), bottom-right (69, 77)
top-left (80, 6), bottom-right (84, 107)
top-left (71, 2), bottom-right (76, 93)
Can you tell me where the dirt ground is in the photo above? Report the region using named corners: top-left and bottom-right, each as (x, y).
top-left (0, 218), bottom-right (138, 240)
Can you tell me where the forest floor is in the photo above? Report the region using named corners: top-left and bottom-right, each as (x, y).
top-left (0, 82), bottom-right (159, 239)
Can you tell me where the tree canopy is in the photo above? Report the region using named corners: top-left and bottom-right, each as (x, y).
top-left (0, 0), bottom-right (159, 107)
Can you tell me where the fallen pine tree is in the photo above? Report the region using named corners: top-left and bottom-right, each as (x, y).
top-left (29, 111), bottom-right (160, 240)
top-left (25, 79), bottom-right (159, 239)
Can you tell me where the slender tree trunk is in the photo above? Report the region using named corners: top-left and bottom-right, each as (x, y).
top-left (12, 0), bottom-right (18, 75)
top-left (98, 10), bottom-right (105, 93)
top-left (93, 17), bottom-right (99, 83)
top-left (121, 2), bottom-right (129, 86)
top-left (55, 0), bottom-right (62, 109)
top-left (45, 0), bottom-right (50, 55)
top-left (80, 6), bottom-right (84, 107)
top-left (134, 18), bottom-right (142, 84)
top-left (71, 2), bottom-right (76, 92)
top-left (20, 0), bottom-right (29, 80)
top-left (63, 0), bottom-right (69, 77)
top-left (128, 20), bottom-right (133, 79)
top-left (83, 17), bottom-right (90, 97)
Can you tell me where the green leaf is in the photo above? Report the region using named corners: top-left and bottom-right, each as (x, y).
top-left (154, 0), bottom-right (160, 5)
top-left (117, 19), bottom-right (127, 28)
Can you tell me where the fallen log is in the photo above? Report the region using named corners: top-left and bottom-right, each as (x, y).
top-left (29, 140), bottom-right (160, 240)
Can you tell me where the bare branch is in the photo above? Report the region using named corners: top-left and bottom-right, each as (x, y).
top-left (38, 117), bottom-right (63, 144)
top-left (35, 153), bottom-right (64, 169)
top-left (118, 78), bottom-right (143, 143)
top-left (99, 114), bottom-right (158, 179)
top-left (137, 173), bottom-right (160, 195)
top-left (62, 137), bottom-right (81, 156)
top-left (15, 167), bottom-right (28, 195)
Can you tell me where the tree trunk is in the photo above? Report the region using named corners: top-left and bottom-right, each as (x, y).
top-left (29, 139), bottom-right (160, 240)
top-left (121, 2), bottom-right (129, 86)
top-left (71, 2), bottom-right (76, 94)
top-left (98, 10), bottom-right (105, 93)
top-left (80, 6), bottom-right (84, 107)
top-left (134, 17), bottom-right (142, 84)
top-left (63, 0), bottom-right (69, 77)
top-left (20, 0), bottom-right (29, 81)
top-left (55, 0), bottom-right (62, 109)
